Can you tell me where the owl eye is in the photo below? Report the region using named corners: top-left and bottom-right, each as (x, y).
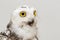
top-left (19, 11), bottom-right (26, 17)
top-left (34, 10), bottom-right (36, 16)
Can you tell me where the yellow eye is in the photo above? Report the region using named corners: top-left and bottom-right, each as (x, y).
top-left (34, 10), bottom-right (36, 16)
top-left (19, 11), bottom-right (26, 17)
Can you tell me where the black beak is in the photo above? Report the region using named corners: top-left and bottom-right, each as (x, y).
top-left (27, 19), bottom-right (34, 26)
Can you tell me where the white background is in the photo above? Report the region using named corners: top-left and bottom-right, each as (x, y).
top-left (0, 0), bottom-right (60, 40)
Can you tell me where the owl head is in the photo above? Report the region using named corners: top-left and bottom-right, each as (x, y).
top-left (11, 5), bottom-right (37, 26)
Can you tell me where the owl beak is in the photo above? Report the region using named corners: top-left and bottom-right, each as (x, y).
top-left (27, 19), bottom-right (34, 26)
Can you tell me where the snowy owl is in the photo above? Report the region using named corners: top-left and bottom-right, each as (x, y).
top-left (0, 5), bottom-right (38, 40)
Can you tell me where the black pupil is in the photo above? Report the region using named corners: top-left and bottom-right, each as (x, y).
top-left (22, 13), bottom-right (24, 15)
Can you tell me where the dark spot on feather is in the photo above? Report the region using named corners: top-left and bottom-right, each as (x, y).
top-left (7, 21), bottom-right (12, 28)
top-left (8, 32), bottom-right (20, 40)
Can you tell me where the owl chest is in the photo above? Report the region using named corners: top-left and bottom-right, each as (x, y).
top-left (10, 26), bottom-right (37, 38)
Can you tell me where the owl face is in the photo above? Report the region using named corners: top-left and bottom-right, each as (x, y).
top-left (11, 6), bottom-right (37, 26)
